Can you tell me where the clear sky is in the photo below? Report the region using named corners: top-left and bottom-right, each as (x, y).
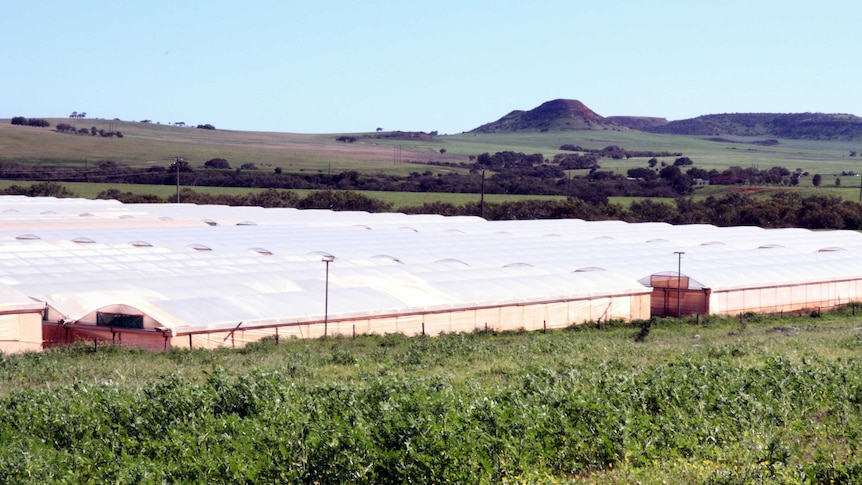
top-left (2, 1), bottom-right (859, 134)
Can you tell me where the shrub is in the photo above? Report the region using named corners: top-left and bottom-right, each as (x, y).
top-left (204, 158), bottom-right (231, 170)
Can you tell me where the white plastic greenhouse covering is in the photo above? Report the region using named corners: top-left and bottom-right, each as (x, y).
top-left (2, 195), bottom-right (862, 352)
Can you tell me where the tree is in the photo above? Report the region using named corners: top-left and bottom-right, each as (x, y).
top-left (376, 127), bottom-right (383, 132)
top-left (648, 157), bottom-right (658, 168)
top-left (274, 167), bottom-right (283, 174)
top-left (247, 188), bottom-right (300, 208)
top-left (11, 117), bottom-right (49, 127)
top-left (204, 158), bottom-right (231, 169)
top-left (439, 148), bottom-right (446, 155)
top-left (2, 182), bottom-right (76, 198)
top-left (812, 173), bottom-right (822, 187)
top-left (686, 167), bottom-right (711, 180)
top-left (673, 157), bottom-right (694, 166)
top-left (298, 190), bottom-right (393, 212)
top-left (626, 167), bottom-right (658, 181)
top-left (629, 199), bottom-right (677, 222)
top-left (169, 160), bottom-right (193, 172)
top-left (835, 177), bottom-right (841, 187)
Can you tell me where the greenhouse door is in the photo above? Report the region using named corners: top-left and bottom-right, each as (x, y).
top-left (649, 275), bottom-right (709, 317)
top-left (651, 287), bottom-right (709, 317)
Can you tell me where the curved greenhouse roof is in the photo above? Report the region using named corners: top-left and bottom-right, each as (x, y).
top-left (3, 195), bottom-right (862, 349)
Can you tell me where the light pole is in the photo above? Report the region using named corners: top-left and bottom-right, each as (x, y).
top-left (172, 156), bottom-right (183, 204)
top-left (480, 168), bottom-right (486, 218)
top-left (674, 251), bottom-right (685, 317)
top-left (322, 255), bottom-right (334, 336)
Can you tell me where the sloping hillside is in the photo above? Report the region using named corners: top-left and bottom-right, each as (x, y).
top-left (605, 116), bottom-right (669, 131)
top-left (647, 112), bottom-right (862, 140)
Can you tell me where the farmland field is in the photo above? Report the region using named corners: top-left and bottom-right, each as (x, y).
top-left (4, 119), bottom-right (862, 214)
top-left (2, 310), bottom-right (862, 483)
top-left (0, 180), bottom-right (563, 210)
top-left (3, 119), bottom-right (861, 179)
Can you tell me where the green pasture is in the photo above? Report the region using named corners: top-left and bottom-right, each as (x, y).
top-left (1, 310), bottom-right (862, 482)
top-left (442, 130), bottom-right (862, 176)
top-left (4, 119), bottom-right (861, 180)
top-left (0, 120), bottom-right (458, 177)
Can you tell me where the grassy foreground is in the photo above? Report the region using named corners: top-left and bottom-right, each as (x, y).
top-left (2, 310), bottom-right (862, 483)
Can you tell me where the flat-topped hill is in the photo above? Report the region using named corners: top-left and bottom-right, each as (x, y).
top-left (470, 99), bottom-right (618, 133)
top-left (645, 112), bottom-right (862, 140)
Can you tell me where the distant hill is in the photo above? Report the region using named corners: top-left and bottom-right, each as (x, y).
top-left (471, 99), bottom-right (619, 133)
top-left (604, 116), bottom-right (669, 131)
top-left (471, 99), bottom-right (862, 140)
top-left (645, 112), bottom-right (862, 140)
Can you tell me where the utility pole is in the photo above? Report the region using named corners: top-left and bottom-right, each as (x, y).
top-left (322, 255), bottom-right (334, 336)
top-left (480, 168), bottom-right (486, 218)
top-left (173, 156), bottom-right (183, 204)
top-left (674, 251), bottom-right (685, 317)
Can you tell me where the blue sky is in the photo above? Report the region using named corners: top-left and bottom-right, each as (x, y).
top-left (2, 1), bottom-right (859, 134)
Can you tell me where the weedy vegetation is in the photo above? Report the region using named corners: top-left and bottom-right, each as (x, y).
top-left (1, 309), bottom-right (862, 483)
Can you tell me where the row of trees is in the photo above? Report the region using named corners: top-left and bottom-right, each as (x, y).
top-left (0, 158), bottom-right (685, 200)
top-left (202, 158), bottom-right (258, 170)
top-left (559, 144), bottom-right (682, 160)
top-left (55, 124), bottom-right (123, 138)
top-left (0, 159), bottom-right (835, 205)
top-left (10, 117), bottom-right (49, 127)
top-left (6, 182), bottom-right (860, 231)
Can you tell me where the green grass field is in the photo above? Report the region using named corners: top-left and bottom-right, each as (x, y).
top-left (4, 118), bottom-right (862, 211)
top-left (1, 310), bottom-right (861, 482)
top-left (3, 118), bottom-right (861, 178)
top-left (0, 180), bottom-right (563, 210)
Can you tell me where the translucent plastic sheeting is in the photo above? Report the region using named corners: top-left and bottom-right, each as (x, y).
top-left (5, 196), bottom-right (862, 337)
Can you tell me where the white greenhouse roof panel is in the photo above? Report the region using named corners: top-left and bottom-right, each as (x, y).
top-left (4, 196), bottom-right (862, 335)
top-left (0, 284), bottom-right (44, 313)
